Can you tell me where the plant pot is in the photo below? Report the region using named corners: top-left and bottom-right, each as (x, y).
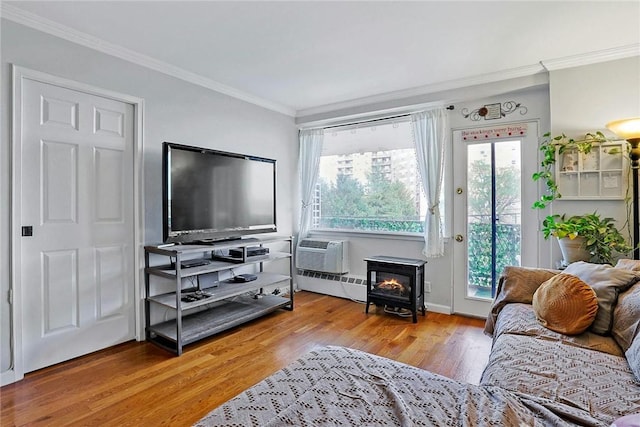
top-left (557, 236), bottom-right (591, 266)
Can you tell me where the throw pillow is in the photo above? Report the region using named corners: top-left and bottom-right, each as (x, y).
top-left (532, 274), bottom-right (598, 335)
top-left (612, 282), bottom-right (640, 353)
top-left (497, 266), bottom-right (561, 304)
top-left (615, 258), bottom-right (640, 272)
top-left (484, 266), bottom-right (559, 336)
top-left (563, 261), bottom-right (640, 335)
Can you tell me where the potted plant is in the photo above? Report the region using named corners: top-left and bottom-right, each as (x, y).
top-left (542, 213), bottom-right (632, 265)
top-left (532, 131), bottom-right (611, 209)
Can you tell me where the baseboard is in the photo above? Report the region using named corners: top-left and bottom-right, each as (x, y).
top-left (296, 270), bottom-right (453, 316)
top-left (1, 368), bottom-right (19, 386)
top-left (296, 271), bottom-right (367, 302)
top-left (424, 303), bottom-right (451, 315)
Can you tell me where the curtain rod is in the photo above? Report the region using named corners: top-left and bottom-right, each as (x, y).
top-left (310, 105), bottom-right (455, 131)
top-left (322, 113), bottom-right (410, 130)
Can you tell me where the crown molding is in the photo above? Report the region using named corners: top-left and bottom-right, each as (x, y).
top-left (541, 44), bottom-right (640, 71)
top-left (0, 3), bottom-right (296, 117)
top-left (299, 43), bottom-right (640, 118)
top-left (296, 64), bottom-right (546, 118)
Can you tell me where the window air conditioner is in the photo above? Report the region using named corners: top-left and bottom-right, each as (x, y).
top-left (296, 239), bottom-right (349, 274)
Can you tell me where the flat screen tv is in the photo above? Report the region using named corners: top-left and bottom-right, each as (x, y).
top-left (162, 142), bottom-right (277, 243)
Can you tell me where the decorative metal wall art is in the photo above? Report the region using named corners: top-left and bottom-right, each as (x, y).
top-left (461, 101), bottom-right (528, 121)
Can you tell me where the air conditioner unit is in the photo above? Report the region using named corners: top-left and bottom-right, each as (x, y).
top-left (296, 239), bottom-right (349, 274)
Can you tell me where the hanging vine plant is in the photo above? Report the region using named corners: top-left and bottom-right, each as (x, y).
top-left (532, 131), bottom-right (635, 262)
top-left (531, 131), bottom-right (612, 209)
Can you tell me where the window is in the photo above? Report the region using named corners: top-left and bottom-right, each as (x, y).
top-left (313, 118), bottom-right (430, 234)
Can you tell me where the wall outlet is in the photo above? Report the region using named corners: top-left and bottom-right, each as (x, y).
top-left (425, 281), bottom-right (432, 293)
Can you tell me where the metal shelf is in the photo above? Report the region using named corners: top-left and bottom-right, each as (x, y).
top-left (148, 294), bottom-right (291, 345)
top-left (144, 235), bottom-right (294, 355)
top-left (145, 252), bottom-right (291, 279)
top-left (148, 272), bottom-right (290, 309)
top-left (144, 235), bottom-right (290, 256)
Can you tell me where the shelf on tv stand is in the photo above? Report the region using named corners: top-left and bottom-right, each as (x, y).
top-left (146, 252), bottom-right (290, 279)
top-left (148, 272), bottom-right (290, 309)
top-left (148, 294), bottom-right (290, 346)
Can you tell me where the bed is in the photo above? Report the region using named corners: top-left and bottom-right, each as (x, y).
top-left (195, 345), bottom-right (605, 426)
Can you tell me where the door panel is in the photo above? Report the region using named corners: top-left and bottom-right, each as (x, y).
top-left (21, 78), bottom-right (135, 373)
top-left (42, 141), bottom-right (78, 223)
top-left (96, 245), bottom-right (128, 320)
top-left (95, 147), bottom-right (125, 222)
top-left (42, 249), bottom-right (79, 333)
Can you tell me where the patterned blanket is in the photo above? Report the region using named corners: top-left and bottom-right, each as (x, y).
top-left (480, 303), bottom-right (640, 426)
top-left (195, 346), bottom-right (608, 426)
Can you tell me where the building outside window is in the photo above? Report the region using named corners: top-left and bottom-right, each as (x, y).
top-left (312, 118), bottom-right (433, 234)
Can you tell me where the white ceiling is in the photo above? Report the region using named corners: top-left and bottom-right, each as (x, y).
top-left (4, 1), bottom-right (640, 117)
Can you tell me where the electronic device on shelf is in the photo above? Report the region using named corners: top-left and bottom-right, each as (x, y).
top-left (179, 259), bottom-right (210, 268)
top-left (180, 292), bottom-right (211, 303)
top-left (233, 274), bottom-right (257, 283)
top-left (228, 246), bottom-right (269, 258)
top-left (162, 142), bottom-right (277, 244)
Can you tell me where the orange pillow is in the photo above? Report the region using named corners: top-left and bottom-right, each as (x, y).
top-left (532, 274), bottom-right (598, 335)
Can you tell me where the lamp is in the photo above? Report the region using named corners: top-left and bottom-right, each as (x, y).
top-left (606, 117), bottom-right (640, 259)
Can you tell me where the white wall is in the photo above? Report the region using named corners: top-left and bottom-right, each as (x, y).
top-left (550, 57), bottom-right (640, 136)
top-left (546, 57), bottom-right (640, 267)
top-left (0, 20), bottom-right (297, 377)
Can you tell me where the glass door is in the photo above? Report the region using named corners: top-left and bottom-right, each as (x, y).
top-left (466, 140), bottom-right (521, 299)
top-left (452, 122), bottom-right (539, 317)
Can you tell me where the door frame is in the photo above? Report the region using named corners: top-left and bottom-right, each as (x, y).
top-left (6, 65), bottom-right (145, 385)
top-left (451, 120), bottom-right (541, 317)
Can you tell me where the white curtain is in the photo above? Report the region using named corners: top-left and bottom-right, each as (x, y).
top-left (411, 108), bottom-right (448, 258)
top-left (297, 129), bottom-right (324, 245)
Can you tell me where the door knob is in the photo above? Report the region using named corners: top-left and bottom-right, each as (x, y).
top-left (455, 234), bottom-right (464, 242)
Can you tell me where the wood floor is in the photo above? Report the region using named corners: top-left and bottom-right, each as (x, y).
top-left (1, 291), bottom-right (491, 426)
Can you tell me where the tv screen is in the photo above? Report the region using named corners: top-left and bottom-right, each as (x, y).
top-left (163, 142), bottom-right (277, 243)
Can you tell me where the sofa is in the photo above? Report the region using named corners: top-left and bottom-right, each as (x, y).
top-left (482, 262), bottom-right (640, 426)
top-left (195, 262), bottom-right (640, 426)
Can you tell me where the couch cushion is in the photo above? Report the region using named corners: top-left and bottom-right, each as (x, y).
top-left (612, 282), bottom-right (640, 353)
top-left (480, 333), bottom-right (640, 426)
top-left (493, 303), bottom-right (624, 356)
top-left (562, 261), bottom-right (640, 335)
top-left (532, 274), bottom-right (598, 335)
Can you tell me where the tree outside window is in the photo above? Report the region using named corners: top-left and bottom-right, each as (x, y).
top-left (313, 120), bottom-right (428, 234)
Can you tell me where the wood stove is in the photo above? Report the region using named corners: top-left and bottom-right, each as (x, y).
top-left (365, 256), bottom-right (426, 323)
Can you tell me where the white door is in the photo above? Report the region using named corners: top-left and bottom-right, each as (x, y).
top-left (452, 122), bottom-right (539, 317)
top-left (20, 78), bottom-right (136, 373)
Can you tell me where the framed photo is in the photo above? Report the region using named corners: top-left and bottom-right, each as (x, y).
top-left (484, 103), bottom-right (502, 120)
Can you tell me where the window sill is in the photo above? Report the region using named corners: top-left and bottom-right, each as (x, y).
top-left (309, 229), bottom-right (451, 243)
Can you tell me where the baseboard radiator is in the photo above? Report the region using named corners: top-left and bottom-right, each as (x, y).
top-left (296, 269), bottom-right (451, 315)
top-left (296, 269), bottom-right (367, 302)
